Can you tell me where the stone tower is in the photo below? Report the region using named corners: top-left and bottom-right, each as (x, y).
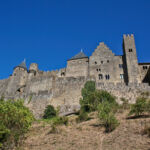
top-left (123, 34), bottom-right (140, 84)
top-left (66, 51), bottom-right (89, 77)
top-left (5, 60), bottom-right (28, 95)
top-left (28, 63), bottom-right (38, 80)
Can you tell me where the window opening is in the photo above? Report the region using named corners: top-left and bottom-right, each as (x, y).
top-left (129, 49), bottom-right (133, 52)
top-left (120, 74), bottom-right (124, 79)
top-left (99, 74), bottom-right (103, 80)
top-left (105, 74), bottom-right (110, 80)
top-left (143, 66), bottom-right (148, 70)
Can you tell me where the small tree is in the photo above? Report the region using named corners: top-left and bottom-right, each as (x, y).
top-left (76, 109), bottom-right (89, 123)
top-left (0, 99), bottom-right (34, 149)
top-left (80, 81), bottom-right (117, 112)
top-left (129, 97), bottom-right (147, 116)
top-left (98, 101), bottom-right (119, 132)
top-left (43, 105), bottom-right (57, 119)
top-left (80, 81), bottom-right (96, 112)
top-left (95, 90), bottom-right (116, 104)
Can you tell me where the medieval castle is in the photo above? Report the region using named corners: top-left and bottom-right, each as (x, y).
top-left (0, 34), bottom-right (150, 118)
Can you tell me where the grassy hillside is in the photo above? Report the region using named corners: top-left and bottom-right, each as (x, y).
top-left (20, 111), bottom-right (150, 150)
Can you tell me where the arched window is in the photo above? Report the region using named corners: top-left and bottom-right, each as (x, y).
top-left (99, 74), bottom-right (103, 80)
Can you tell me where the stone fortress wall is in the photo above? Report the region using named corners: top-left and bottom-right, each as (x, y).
top-left (0, 34), bottom-right (150, 118)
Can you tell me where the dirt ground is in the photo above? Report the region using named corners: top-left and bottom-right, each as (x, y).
top-left (20, 112), bottom-right (150, 150)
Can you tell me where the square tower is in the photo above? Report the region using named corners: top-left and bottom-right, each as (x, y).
top-left (123, 34), bottom-right (140, 84)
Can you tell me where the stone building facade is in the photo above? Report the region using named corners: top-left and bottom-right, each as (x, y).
top-left (0, 34), bottom-right (150, 118)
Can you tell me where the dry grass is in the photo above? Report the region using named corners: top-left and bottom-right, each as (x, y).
top-left (20, 111), bottom-right (150, 150)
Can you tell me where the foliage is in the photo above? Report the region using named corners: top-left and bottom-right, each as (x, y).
top-left (49, 116), bottom-right (68, 133)
top-left (80, 81), bottom-right (96, 112)
top-left (98, 101), bottom-right (119, 132)
top-left (43, 105), bottom-right (68, 133)
top-left (43, 105), bottom-right (57, 119)
top-left (51, 116), bottom-right (68, 126)
top-left (95, 90), bottom-right (116, 104)
top-left (80, 81), bottom-right (117, 112)
top-left (81, 81), bottom-right (96, 99)
top-left (129, 97), bottom-right (148, 116)
top-left (78, 81), bottom-right (119, 131)
top-left (76, 109), bottom-right (89, 123)
top-left (0, 99), bottom-right (34, 149)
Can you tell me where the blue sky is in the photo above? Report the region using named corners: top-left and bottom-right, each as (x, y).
top-left (0, 0), bottom-right (150, 79)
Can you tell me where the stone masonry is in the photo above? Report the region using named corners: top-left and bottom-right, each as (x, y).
top-left (0, 34), bottom-right (150, 118)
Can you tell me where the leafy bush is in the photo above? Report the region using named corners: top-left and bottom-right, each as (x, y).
top-left (43, 105), bottom-right (57, 119)
top-left (95, 90), bottom-right (116, 104)
top-left (80, 81), bottom-right (117, 112)
top-left (76, 109), bottom-right (89, 123)
top-left (98, 101), bottom-right (119, 132)
top-left (80, 81), bottom-right (96, 112)
top-left (51, 116), bottom-right (68, 126)
top-left (81, 81), bottom-right (96, 98)
top-left (49, 116), bottom-right (68, 133)
top-left (0, 99), bottom-right (34, 149)
top-left (129, 97), bottom-right (148, 116)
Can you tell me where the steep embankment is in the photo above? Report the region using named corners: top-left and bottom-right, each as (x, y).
top-left (21, 112), bottom-right (150, 150)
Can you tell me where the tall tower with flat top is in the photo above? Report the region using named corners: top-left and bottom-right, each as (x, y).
top-left (123, 34), bottom-right (140, 84)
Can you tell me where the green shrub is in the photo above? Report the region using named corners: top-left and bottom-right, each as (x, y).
top-left (129, 97), bottom-right (147, 116)
top-left (76, 109), bottom-right (89, 123)
top-left (0, 99), bottom-right (34, 149)
top-left (51, 116), bottom-right (68, 126)
top-left (43, 105), bottom-right (57, 119)
top-left (80, 81), bottom-right (117, 112)
top-left (49, 116), bottom-right (68, 133)
top-left (81, 81), bottom-right (96, 98)
top-left (98, 101), bottom-right (119, 132)
top-left (95, 90), bottom-right (116, 104)
top-left (80, 81), bottom-right (96, 112)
